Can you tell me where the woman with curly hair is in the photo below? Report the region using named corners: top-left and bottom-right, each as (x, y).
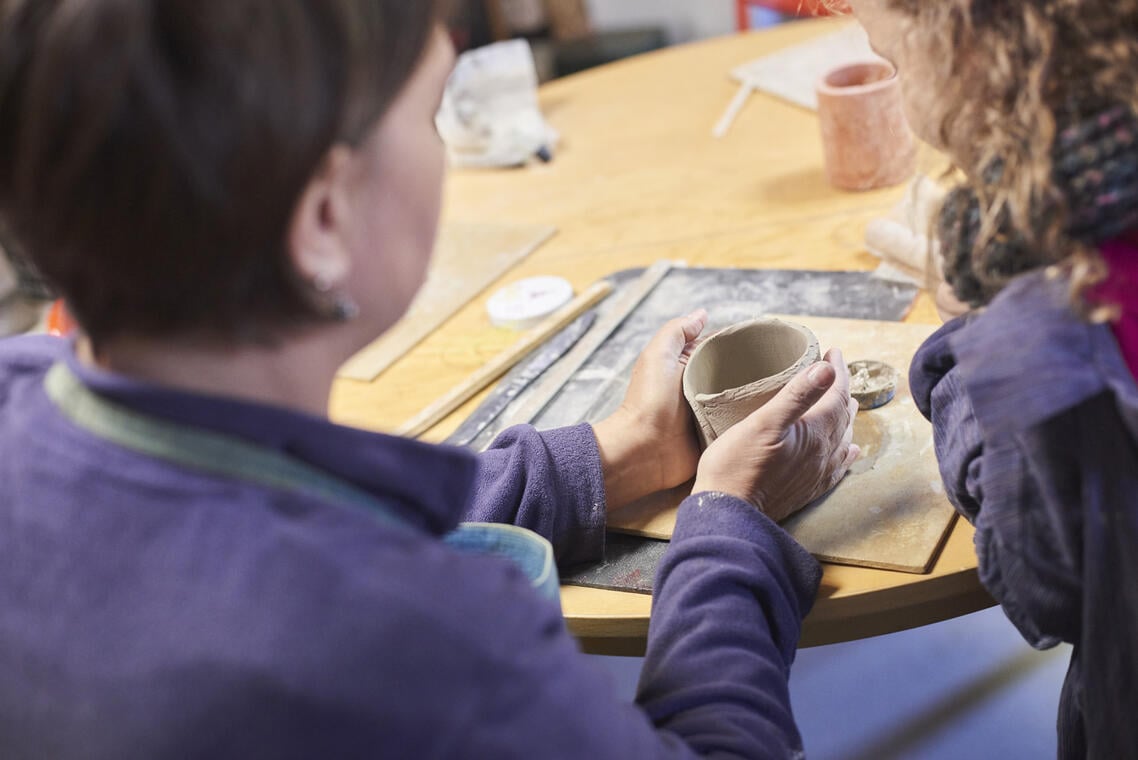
top-left (846, 1), bottom-right (1138, 756)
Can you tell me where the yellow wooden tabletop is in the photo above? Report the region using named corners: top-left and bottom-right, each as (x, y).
top-left (330, 18), bottom-right (995, 655)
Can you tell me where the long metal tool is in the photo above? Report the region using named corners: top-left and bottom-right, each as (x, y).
top-left (444, 310), bottom-right (597, 448)
top-left (498, 260), bottom-right (676, 429)
top-left (395, 280), bottom-right (612, 439)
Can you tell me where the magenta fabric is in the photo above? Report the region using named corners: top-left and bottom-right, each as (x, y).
top-left (1096, 234), bottom-right (1138, 378)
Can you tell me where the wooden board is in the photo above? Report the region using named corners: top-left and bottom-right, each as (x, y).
top-left (337, 221), bottom-right (556, 381)
top-left (608, 315), bottom-right (957, 574)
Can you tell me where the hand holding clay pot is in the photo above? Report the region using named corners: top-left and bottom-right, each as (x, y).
top-left (690, 345), bottom-right (860, 522)
top-left (593, 309), bottom-right (709, 510)
top-left (683, 318), bottom-right (821, 448)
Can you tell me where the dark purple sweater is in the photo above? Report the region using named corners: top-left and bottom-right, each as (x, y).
top-left (911, 271), bottom-right (1138, 759)
top-left (0, 336), bottom-right (821, 759)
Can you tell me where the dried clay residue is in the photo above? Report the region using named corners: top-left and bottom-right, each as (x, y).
top-left (848, 359), bottom-right (900, 410)
top-left (850, 361), bottom-right (890, 394)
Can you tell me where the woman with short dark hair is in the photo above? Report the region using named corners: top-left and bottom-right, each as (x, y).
top-left (0, 2), bottom-right (856, 756)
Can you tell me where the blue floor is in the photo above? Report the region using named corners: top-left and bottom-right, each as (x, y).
top-left (589, 605), bottom-right (1070, 757)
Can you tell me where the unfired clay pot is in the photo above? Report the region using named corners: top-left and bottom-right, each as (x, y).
top-left (683, 318), bottom-right (821, 448)
top-left (816, 61), bottom-right (916, 192)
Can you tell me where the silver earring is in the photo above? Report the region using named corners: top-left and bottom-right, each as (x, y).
top-left (331, 292), bottom-right (360, 321)
top-left (309, 273), bottom-right (358, 322)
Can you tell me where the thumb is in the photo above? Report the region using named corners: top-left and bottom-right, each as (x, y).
top-left (679, 308), bottom-right (708, 345)
top-left (745, 361), bottom-right (835, 434)
top-left (650, 309), bottom-right (708, 359)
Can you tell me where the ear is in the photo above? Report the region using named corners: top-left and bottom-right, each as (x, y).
top-left (287, 145), bottom-right (356, 289)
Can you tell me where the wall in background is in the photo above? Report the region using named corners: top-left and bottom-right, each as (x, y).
top-left (584, 0), bottom-right (737, 44)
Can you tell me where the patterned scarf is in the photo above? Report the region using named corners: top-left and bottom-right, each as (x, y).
top-left (938, 104), bottom-right (1138, 306)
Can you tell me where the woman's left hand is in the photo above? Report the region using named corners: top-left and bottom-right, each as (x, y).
top-left (592, 309), bottom-right (707, 510)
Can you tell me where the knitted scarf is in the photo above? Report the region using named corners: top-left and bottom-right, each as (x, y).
top-left (938, 104), bottom-right (1138, 306)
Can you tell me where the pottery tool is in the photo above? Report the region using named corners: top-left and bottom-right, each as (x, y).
top-left (337, 221), bottom-right (556, 381)
top-left (711, 81), bottom-right (756, 139)
top-left (849, 359), bottom-right (899, 410)
top-left (395, 280), bottom-right (613, 439)
top-left (498, 260), bottom-right (676, 429)
top-left (445, 310), bottom-right (598, 447)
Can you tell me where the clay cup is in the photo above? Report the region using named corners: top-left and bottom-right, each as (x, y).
top-left (683, 318), bottom-right (821, 448)
top-left (816, 61), bottom-right (916, 192)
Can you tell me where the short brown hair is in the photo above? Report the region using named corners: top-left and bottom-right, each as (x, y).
top-left (0, 0), bottom-right (442, 342)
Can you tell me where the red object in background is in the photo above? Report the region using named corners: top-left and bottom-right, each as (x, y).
top-left (47, 300), bottom-right (77, 336)
top-left (736, 0), bottom-right (847, 29)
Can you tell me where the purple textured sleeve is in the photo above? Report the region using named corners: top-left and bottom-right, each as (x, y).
top-left (468, 423), bottom-right (607, 568)
top-left (638, 493), bottom-right (821, 758)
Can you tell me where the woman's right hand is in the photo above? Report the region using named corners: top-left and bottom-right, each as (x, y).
top-left (934, 281), bottom-right (971, 322)
top-left (691, 348), bottom-right (860, 522)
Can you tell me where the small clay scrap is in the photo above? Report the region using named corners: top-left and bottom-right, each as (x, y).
top-left (848, 359), bottom-right (899, 410)
top-left (683, 318), bottom-right (821, 448)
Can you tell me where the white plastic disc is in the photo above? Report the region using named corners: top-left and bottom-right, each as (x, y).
top-left (486, 275), bottom-right (574, 330)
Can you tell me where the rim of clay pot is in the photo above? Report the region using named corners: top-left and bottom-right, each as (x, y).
top-left (816, 60), bottom-right (898, 98)
top-left (683, 317), bottom-right (819, 402)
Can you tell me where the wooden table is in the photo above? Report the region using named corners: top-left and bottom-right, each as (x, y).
top-left (331, 18), bottom-right (995, 655)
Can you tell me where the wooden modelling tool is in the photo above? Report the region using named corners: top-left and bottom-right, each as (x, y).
top-left (396, 281), bottom-right (613, 439)
top-left (499, 260), bottom-right (676, 428)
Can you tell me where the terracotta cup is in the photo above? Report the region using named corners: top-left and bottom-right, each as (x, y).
top-left (816, 61), bottom-right (916, 192)
top-left (682, 318), bottom-right (821, 448)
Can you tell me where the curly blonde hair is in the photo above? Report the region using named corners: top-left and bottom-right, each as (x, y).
top-left (850, 1), bottom-right (1138, 316)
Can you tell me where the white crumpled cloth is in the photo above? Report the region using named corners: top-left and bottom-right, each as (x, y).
top-left (435, 39), bottom-right (559, 169)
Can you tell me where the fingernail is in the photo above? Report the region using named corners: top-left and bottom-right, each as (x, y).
top-left (808, 362), bottom-right (833, 384)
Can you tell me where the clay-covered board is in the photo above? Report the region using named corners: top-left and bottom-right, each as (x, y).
top-left (609, 315), bottom-right (956, 574)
